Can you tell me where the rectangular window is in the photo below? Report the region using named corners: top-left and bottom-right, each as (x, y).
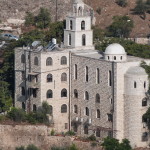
top-left (65, 123), bottom-right (68, 129)
top-left (33, 89), bottom-right (37, 98)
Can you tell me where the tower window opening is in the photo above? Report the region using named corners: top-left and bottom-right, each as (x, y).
top-left (61, 56), bottom-right (67, 65)
top-left (74, 105), bottom-right (78, 114)
top-left (74, 89), bottom-right (78, 98)
top-left (96, 128), bottom-right (100, 137)
top-left (142, 98), bottom-right (147, 107)
top-left (108, 56), bottom-right (109, 60)
top-left (120, 56), bottom-right (123, 60)
top-left (85, 107), bottom-right (89, 116)
top-left (61, 104), bottom-right (67, 113)
top-left (144, 81), bottom-right (146, 89)
top-left (33, 104), bottom-right (37, 112)
top-left (85, 91), bottom-right (89, 100)
top-left (108, 70), bottom-right (112, 86)
top-left (47, 74), bottom-right (53, 82)
top-left (114, 56), bottom-right (116, 60)
top-left (96, 68), bottom-right (100, 84)
top-left (70, 20), bottom-right (73, 30)
top-left (33, 89), bottom-right (37, 98)
top-left (46, 57), bottom-right (53, 66)
top-left (107, 113), bottom-right (113, 122)
top-left (69, 34), bottom-right (71, 46)
top-left (74, 64), bottom-right (77, 79)
top-left (96, 94), bottom-right (100, 103)
top-left (47, 89), bottom-right (53, 98)
top-left (82, 34), bottom-right (86, 46)
top-left (96, 109), bottom-right (100, 118)
top-left (134, 81), bottom-right (137, 88)
top-left (61, 88), bottom-right (67, 97)
top-left (81, 21), bottom-right (85, 30)
top-left (85, 66), bottom-right (88, 82)
top-left (84, 125), bottom-right (88, 134)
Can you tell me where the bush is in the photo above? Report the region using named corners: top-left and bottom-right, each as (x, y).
top-left (7, 108), bottom-right (26, 122)
top-left (65, 130), bottom-right (75, 136)
top-left (51, 129), bottom-right (55, 136)
top-left (0, 115), bottom-right (6, 122)
top-left (116, 0), bottom-right (127, 7)
top-left (68, 144), bottom-right (78, 150)
top-left (91, 142), bottom-right (97, 147)
top-left (26, 144), bottom-right (40, 150)
top-left (87, 134), bottom-right (96, 141)
top-left (26, 113), bottom-right (37, 124)
top-left (16, 146), bottom-right (25, 150)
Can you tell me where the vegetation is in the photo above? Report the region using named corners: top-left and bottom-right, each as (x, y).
top-left (143, 107), bottom-right (150, 129)
top-left (101, 137), bottom-right (132, 150)
top-left (51, 144), bottom-right (78, 150)
top-left (116, 0), bottom-right (127, 7)
top-left (87, 134), bottom-right (96, 141)
top-left (65, 130), bottom-right (76, 136)
top-left (25, 8), bottom-right (51, 29)
top-left (107, 16), bottom-right (134, 38)
top-left (16, 144), bottom-right (40, 150)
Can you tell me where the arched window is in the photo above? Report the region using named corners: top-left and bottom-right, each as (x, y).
top-left (22, 102), bottom-right (25, 110)
top-left (47, 89), bottom-right (53, 98)
top-left (85, 66), bottom-right (88, 82)
top-left (61, 56), bottom-right (67, 65)
top-left (69, 34), bottom-right (71, 46)
top-left (47, 74), bottom-right (53, 82)
top-left (49, 105), bottom-right (53, 115)
top-left (82, 34), bottom-right (86, 46)
top-left (78, 7), bottom-right (83, 15)
top-left (46, 57), bottom-right (52, 66)
top-left (84, 125), bottom-right (88, 134)
top-left (120, 56), bottom-right (123, 60)
top-left (81, 21), bottom-right (85, 30)
top-left (134, 81), bottom-right (137, 88)
top-left (85, 91), bottom-right (89, 100)
top-left (114, 56), bottom-right (116, 60)
top-left (34, 57), bottom-right (38, 66)
top-left (108, 56), bottom-right (109, 60)
top-left (96, 94), bottom-right (100, 103)
top-left (74, 105), bottom-right (78, 114)
top-left (96, 68), bottom-right (100, 84)
top-left (61, 104), bottom-right (67, 113)
top-left (85, 107), bottom-right (89, 116)
top-left (74, 89), bottom-right (78, 98)
top-left (33, 104), bottom-right (37, 112)
top-left (96, 109), bottom-right (100, 118)
top-left (21, 54), bottom-right (25, 63)
top-left (74, 64), bottom-right (77, 79)
top-left (61, 73), bottom-right (67, 81)
top-left (142, 98), bottom-right (147, 107)
top-left (21, 87), bottom-right (25, 96)
top-left (144, 81), bottom-right (146, 89)
top-left (61, 88), bottom-right (67, 97)
top-left (70, 20), bottom-right (73, 30)
top-left (96, 128), bottom-right (100, 137)
top-left (108, 70), bottom-right (112, 86)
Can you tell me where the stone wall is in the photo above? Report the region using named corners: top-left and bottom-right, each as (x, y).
top-left (0, 124), bottom-right (102, 150)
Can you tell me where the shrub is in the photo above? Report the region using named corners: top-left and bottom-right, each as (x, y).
top-left (87, 134), bottom-right (96, 141)
top-left (68, 144), bottom-right (78, 150)
top-left (116, 0), bottom-right (127, 7)
top-left (26, 113), bottom-right (37, 124)
top-left (26, 144), bottom-right (40, 150)
top-left (65, 130), bottom-right (75, 136)
top-left (0, 115), bottom-right (6, 122)
top-left (91, 142), bottom-right (97, 147)
top-left (16, 146), bottom-right (25, 150)
top-left (51, 129), bottom-right (55, 136)
top-left (7, 108), bottom-right (26, 122)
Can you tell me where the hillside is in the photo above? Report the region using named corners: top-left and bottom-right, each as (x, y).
top-left (0, 0), bottom-right (150, 37)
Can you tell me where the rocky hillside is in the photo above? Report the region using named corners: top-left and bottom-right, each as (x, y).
top-left (0, 0), bottom-right (150, 37)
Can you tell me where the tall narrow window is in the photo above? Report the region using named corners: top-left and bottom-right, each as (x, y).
top-left (46, 57), bottom-right (52, 66)
top-left (47, 74), bottom-right (53, 82)
top-left (85, 91), bottom-right (89, 100)
top-left (114, 56), bottom-right (116, 60)
top-left (33, 104), bottom-right (37, 112)
top-left (47, 90), bottom-right (53, 98)
top-left (74, 89), bottom-right (78, 98)
top-left (84, 125), bottom-right (88, 134)
top-left (61, 56), bottom-right (67, 65)
top-left (74, 105), bottom-right (78, 114)
top-left (69, 34), bottom-right (71, 46)
top-left (22, 102), bottom-right (25, 110)
top-left (85, 107), bottom-right (89, 116)
top-left (34, 57), bottom-right (38, 66)
top-left (134, 81), bottom-right (137, 88)
top-left (21, 54), bottom-right (25, 63)
top-left (107, 114), bottom-right (113, 122)
top-left (33, 89), bottom-right (37, 98)
top-left (21, 71), bottom-right (25, 80)
top-left (144, 81), bottom-right (146, 89)
top-left (108, 70), bottom-right (112, 86)
top-left (49, 105), bottom-right (53, 115)
top-left (61, 88), bottom-right (67, 97)
top-left (74, 64), bottom-right (77, 79)
top-left (61, 104), bottom-right (67, 113)
top-left (96, 68), bottom-right (100, 84)
top-left (96, 109), bottom-right (100, 118)
top-left (85, 66), bottom-right (88, 82)
top-left (61, 73), bottom-right (67, 81)
top-left (70, 20), bottom-right (73, 30)
top-left (78, 7), bottom-right (83, 15)
top-left (96, 94), bottom-right (100, 103)
top-left (142, 98), bottom-right (147, 107)
top-left (21, 87), bottom-right (25, 96)
top-left (82, 34), bottom-right (86, 46)
top-left (96, 129), bottom-right (100, 137)
top-left (81, 21), bottom-right (85, 30)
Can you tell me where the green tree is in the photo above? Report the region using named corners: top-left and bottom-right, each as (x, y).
top-left (116, 0), bottom-right (127, 7)
top-left (25, 12), bottom-right (35, 26)
top-left (0, 81), bottom-right (12, 112)
top-left (133, 0), bottom-right (147, 19)
top-left (35, 8), bottom-right (51, 29)
top-left (119, 139), bottom-right (132, 150)
top-left (107, 16), bottom-right (134, 38)
top-left (143, 107), bottom-right (150, 129)
top-left (93, 26), bottom-right (105, 41)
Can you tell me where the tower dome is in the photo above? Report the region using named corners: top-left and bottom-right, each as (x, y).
top-left (104, 43), bottom-right (127, 62)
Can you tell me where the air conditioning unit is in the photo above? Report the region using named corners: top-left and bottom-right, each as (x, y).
top-left (75, 117), bottom-right (79, 121)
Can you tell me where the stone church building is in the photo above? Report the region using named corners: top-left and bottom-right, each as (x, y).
top-left (15, 0), bottom-right (150, 148)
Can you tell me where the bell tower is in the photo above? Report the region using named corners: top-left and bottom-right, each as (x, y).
top-left (64, 0), bottom-right (94, 50)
